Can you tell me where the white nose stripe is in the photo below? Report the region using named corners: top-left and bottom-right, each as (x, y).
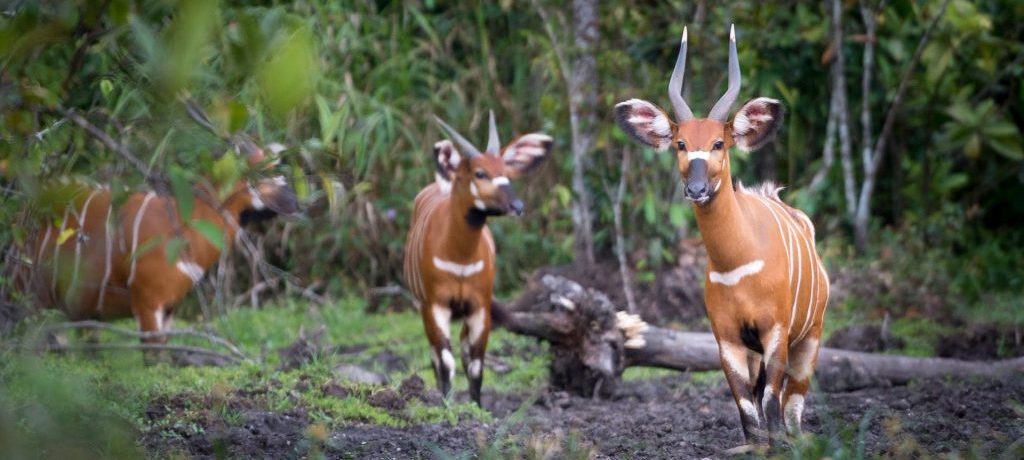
top-left (492, 176), bottom-right (510, 186)
top-left (687, 151), bottom-right (710, 162)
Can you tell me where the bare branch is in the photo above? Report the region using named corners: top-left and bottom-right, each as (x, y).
top-left (44, 320), bottom-right (252, 362)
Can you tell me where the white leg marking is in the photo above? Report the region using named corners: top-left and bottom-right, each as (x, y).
top-left (720, 341), bottom-right (751, 385)
top-left (739, 399), bottom-right (760, 424)
top-left (466, 308), bottom-right (486, 344)
top-left (468, 358), bottom-right (482, 378)
top-left (785, 394), bottom-right (805, 433)
top-left (763, 325), bottom-right (783, 366)
top-left (709, 259), bottom-right (765, 286)
top-left (175, 261), bottom-right (205, 283)
top-left (441, 349), bottom-right (456, 380)
top-left (127, 192), bottom-right (157, 287)
top-left (432, 304), bottom-right (452, 339)
top-left (787, 338), bottom-right (819, 381)
top-left (155, 308), bottom-right (164, 332)
top-left (762, 385), bottom-right (776, 419)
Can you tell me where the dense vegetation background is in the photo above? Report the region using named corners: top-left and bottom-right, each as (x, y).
top-left (0, 0), bottom-right (1022, 456)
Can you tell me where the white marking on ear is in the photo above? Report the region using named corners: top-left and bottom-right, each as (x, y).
top-left (176, 261), bottom-right (205, 283)
top-left (732, 110), bottom-right (751, 136)
top-left (720, 341), bottom-right (750, 384)
top-left (474, 199), bottom-right (486, 210)
top-left (433, 257), bottom-right (484, 278)
top-left (441, 349), bottom-right (456, 380)
top-left (432, 304), bottom-right (452, 339)
top-left (651, 116), bottom-right (671, 137)
top-left (249, 186), bottom-right (266, 210)
top-left (467, 308), bottom-right (486, 344)
top-left (492, 176), bottom-right (509, 186)
top-left (687, 150), bottom-right (710, 162)
top-left (468, 359), bottom-right (482, 378)
top-left (127, 192), bottom-right (157, 287)
top-left (470, 182), bottom-right (479, 198)
top-left (785, 394), bottom-right (805, 433)
top-left (709, 260), bottom-right (765, 286)
top-left (739, 399), bottom-right (760, 423)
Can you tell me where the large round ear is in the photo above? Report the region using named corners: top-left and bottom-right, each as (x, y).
top-left (731, 97), bottom-right (784, 152)
top-left (613, 99), bottom-right (675, 151)
top-left (433, 140), bottom-right (461, 192)
top-left (502, 133), bottom-right (553, 179)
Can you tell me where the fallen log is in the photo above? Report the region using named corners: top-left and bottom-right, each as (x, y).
top-left (493, 274), bottom-right (1024, 395)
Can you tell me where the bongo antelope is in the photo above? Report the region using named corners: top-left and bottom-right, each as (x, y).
top-left (23, 145), bottom-right (298, 358)
top-left (404, 112), bottom-right (552, 406)
top-left (614, 26), bottom-right (829, 444)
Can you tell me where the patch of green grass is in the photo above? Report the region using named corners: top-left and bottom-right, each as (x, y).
top-left (0, 294), bottom-right (553, 449)
top-left (886, 318), bottom-right (957, 358)
top-left (621, 367), bottom-right (678, 382)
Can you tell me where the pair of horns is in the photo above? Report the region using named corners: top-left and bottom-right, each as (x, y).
top-left (669, 24), bottom-right (741, 123)
top-left (434, 111), bottom-right (501, 158)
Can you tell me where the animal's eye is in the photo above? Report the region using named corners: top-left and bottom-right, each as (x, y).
top-left (713, 140), bottom-right (725, 150)
top-left (677, 141), bottom-right (687, 151)
top-left (474, 170), bottom-right (488, 179)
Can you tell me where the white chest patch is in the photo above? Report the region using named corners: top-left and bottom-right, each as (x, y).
top-left (709, 260), bottom-right (765, 286)
top-left (176, 261), bottom-right (205, 283)
top-left (433, 257), bottom-right (484, 278)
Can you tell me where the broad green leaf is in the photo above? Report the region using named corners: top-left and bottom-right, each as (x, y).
top-left (986, 135), bottom-right (1024, 160)
top-left (643, 190), bottom-right (656, 225)
top-left (164, 237), bottom-right (188, 265)
top-left (193, 220), bottom-right (225, 251)
top-left (169, 166), bottom-right (193, 222)
top-left (669, 203), bottom-right (687, 228)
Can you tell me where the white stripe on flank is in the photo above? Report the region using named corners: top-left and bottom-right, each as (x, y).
top-left (52, 209), bottom-right (70, 293)
top-left (176, 261), bottom-right (205, 283)
top-left (96, 203), bottom-right (114, 313)
top-left (69, 190), bottom-right (101, 296)
top-left (709, 259), bottom-right (764, 286)
top-left (127, 192), bottom-right (157, 287)
top-left (687, 150), bottom-right (710, 161)
top-left (433, 257), bottom-right (484, 278)
top-left (37, 226), bottom-right (52, 267)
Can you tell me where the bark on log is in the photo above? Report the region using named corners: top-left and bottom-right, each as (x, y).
top-left (493, 274), bottom-right (1024, 395)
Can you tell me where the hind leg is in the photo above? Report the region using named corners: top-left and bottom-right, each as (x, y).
top-left (759, 324), bottom-right (789, 444)
top-left (783, 337), bottom-right (820, 435)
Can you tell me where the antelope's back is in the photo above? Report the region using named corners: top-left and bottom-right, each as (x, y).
top-left (403, 184), bottom-right (448, 308)
top-left (737, 183), bottom-right (829, 343)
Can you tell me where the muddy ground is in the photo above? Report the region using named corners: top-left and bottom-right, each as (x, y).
top-left (146, 372), bottom-right (1024, 459)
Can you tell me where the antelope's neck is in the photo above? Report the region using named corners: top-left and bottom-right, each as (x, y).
top-left (198, 186), bottom-right (246, 243)
top-left (441, 183), bottom-right (487, 262)
top-left (693, 177), bottom-right (758, 270)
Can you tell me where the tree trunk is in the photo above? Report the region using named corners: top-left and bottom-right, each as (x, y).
top-left (568, 0), bottom-right (598, 264)
top-left (493, 273), bottom-right (1024, 396)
